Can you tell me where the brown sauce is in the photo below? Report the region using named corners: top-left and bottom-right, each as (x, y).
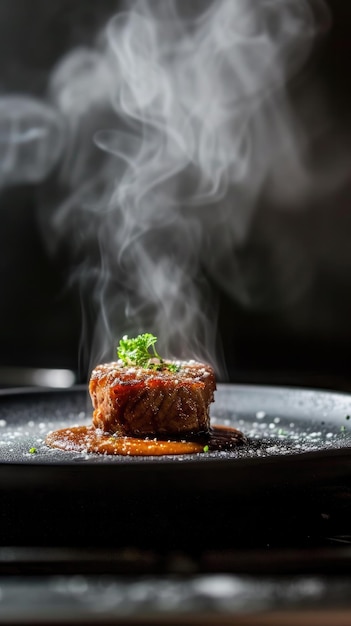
top-left (45, 424), bottom-right (245, 456)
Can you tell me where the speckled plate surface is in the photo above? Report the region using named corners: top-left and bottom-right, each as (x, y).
top-left (0, 383), bottom-right (351, 464)
top-left (1, 384), bottom-right (351, 547)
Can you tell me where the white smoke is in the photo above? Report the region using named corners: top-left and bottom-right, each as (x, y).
top-left (0, 96), bottom-right (64, 187)
top-left (32, 0), bottom-right (332, 374)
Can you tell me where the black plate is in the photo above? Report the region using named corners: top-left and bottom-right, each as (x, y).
top-left (1, 384), bottom-right (351, 549)
top-left (1, 383), bottom-right (351, 464)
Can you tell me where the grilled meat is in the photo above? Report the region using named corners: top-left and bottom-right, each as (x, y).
top-left (89, 360), bottom-right (216, 438)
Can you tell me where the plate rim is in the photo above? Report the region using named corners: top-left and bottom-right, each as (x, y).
top-left (0, 382), bottom-right (351, 469)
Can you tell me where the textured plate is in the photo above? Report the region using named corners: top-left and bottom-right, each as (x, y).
top-left (0, 383), bottom-right (351, 464)
top-left (1, 384), bottom-right (351, 548)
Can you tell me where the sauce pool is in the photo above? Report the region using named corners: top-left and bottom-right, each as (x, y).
top-left (45, 424), bottom-right (246, 456)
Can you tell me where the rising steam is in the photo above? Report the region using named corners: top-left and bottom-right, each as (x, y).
top-left (0, 96), bottom-right (64, 187)
top-left (23, 0), bottom-right (331, 374)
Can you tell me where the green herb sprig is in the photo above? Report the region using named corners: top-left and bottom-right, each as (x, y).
top-left (117, 333), bottom-right (179, 372)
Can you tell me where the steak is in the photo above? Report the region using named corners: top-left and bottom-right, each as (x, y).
top-left (89, 359), bottom-right (216, 438)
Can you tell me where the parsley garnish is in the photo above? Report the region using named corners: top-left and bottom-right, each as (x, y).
top-left (166, 363), bottom-right (180, 373)
top-left (203, 445), bottom-right (209, 453)
top-left (29, 447), bottom-right (37, 454)
top-left (117, 333), bottom-right (180, 372)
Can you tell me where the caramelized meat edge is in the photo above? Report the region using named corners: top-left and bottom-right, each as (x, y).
top-left (89, 360), bottom-right (216, 438)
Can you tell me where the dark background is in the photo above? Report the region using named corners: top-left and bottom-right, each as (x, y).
top-left (1, 0), bottom-right (351, 389)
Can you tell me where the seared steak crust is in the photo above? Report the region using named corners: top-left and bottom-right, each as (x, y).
top-left (89, 360), bottom-right (216, 437)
